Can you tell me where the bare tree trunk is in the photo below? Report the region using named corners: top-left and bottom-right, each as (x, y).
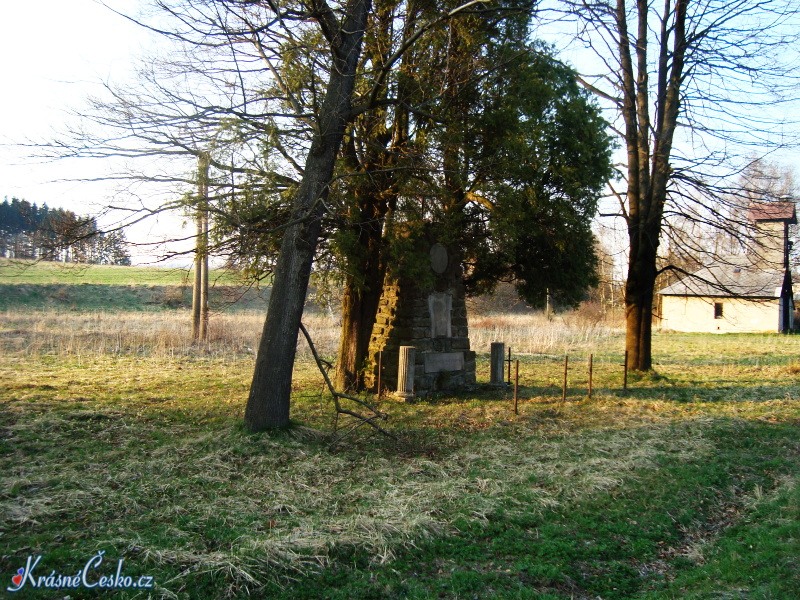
top-left (245, 0), bottom-right (371, 431)
top-left (625, 244), bottom-right (657, 371)
top-left (617, 0), bottom-right (686, 371)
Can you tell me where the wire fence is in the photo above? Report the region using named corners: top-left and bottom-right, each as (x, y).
top-left (472, 346), bottom-right (633, 403)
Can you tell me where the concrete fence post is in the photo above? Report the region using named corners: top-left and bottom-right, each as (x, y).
top-left (397, 346), bottom-right (416, 399)
top-left (490, 342), bottom-right (505, 385)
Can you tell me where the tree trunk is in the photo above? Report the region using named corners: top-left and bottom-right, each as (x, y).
top-left (617, 0), bottom-right (685, 373)
top-left (333, 152), bottom-right (393, 391)
top-left (200, 205), bottom-right (209, 340)
top-left (192, 210), bottom-right (203, 340)
top-left (245, 0), bottom-right (371, 431)
top-left (334, 215), bottom-right (387, 391)
top-left (624, 249), bottom-right (656, 371)
top-left (336, 276), bottom-right (381, 391)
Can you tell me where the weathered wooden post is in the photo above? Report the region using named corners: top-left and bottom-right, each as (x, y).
top-left (623, 350), bottom-right (629, 392)
top-left (588, 353), bottom-right (594, 400)
top-left (513, 360), bottom-right (520, 415)
top-left (490, 342), bottom-right (505, 385)
top-left (397, 346), bottom-right (415, 400)
top-left (192, 151), bottom-right (210, 342)
top-left (377, 350), bottom-right (383, 398)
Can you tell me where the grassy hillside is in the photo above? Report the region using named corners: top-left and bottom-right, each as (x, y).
top-left (0, 259), bottom-right (268, 311)
top-left (0, 258), bottom-right (242, 286)
top-left (0, 282), bottom-right (274, 312)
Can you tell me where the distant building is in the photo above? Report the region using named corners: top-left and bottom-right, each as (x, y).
top-left (658, 202), bottom-right (796, 333)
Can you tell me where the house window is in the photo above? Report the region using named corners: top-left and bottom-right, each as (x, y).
top-left (714, 302), bottom-right (724, 319)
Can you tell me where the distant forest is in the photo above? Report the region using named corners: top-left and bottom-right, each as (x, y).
top-left (0, 198), bottom-right (131, 265)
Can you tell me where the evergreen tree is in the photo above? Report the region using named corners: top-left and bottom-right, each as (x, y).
top-left (0, 197), bottom-right (131, 264)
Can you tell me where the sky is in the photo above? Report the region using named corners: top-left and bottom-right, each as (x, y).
top-left (1, 1), bottom-right (798, 269)
top-left (0, 0), bottom-right (194, 265)
top-left (0, 1), bottom-right (619, 267)
top-left (1, 1), bottom-right (139, 198)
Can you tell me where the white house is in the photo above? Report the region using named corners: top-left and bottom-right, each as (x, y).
top-left (658, 202), bottom-right (795, 333)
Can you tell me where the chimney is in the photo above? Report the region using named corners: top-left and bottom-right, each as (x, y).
top-left (747, 201), bottom-right (797, 270)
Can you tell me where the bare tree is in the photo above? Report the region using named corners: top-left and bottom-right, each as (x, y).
top-left (542, 0), bottom-right (800, 370)
top-left (244, 0), bottom-right (376, 430)
top-left (247, 0), bottom-right (523, 429)
top-left (38, 0), bottom-right (530, 429)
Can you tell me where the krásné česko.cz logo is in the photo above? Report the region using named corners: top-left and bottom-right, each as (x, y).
top-left (8, 551), bottom-right (155, 593)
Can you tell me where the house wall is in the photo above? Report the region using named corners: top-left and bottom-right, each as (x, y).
top-left (660, 295), bottom-right (780, 333)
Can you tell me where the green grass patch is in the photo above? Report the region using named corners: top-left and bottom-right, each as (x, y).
top-left (639, 475), bottom-right (799, 599)
top-left (0, 282), bottom-right (273, 312)
top-left (0, 313), bottom-right (798, 598)
top-left (0, 258), bottom-right (268, 312)
top-left (0, 258), bottom-right (242, 286)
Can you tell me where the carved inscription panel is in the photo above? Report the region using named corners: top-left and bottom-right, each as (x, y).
top-left (428, 292), bottom-right (452, 338)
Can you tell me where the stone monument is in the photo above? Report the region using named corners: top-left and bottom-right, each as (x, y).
top-left (366, 237), bottom-right (476, 396)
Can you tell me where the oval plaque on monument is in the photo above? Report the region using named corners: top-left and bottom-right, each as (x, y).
top-left (430, 243), bottom-right (448, 274)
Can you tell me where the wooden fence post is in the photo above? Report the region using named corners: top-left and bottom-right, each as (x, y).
top-left (377, 350), bottom-right (383, 399)
top-left (623, 350), bottom-right (629, 392)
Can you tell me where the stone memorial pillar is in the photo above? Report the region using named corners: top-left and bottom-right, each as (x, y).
top-left (397, 346), bottom-right (416, 399)
top-left (365, 234), bottom-right (476, 395)
top-left (490, 342), bottom-right (505, 385)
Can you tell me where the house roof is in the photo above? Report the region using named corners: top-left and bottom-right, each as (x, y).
top-left (659, 255), bottom-right (786, 298)
top-left (747, 201), bottom-right (797, 224)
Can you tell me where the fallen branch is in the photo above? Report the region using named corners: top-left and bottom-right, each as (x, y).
top-left (298, 322), bottom-right (396, 441)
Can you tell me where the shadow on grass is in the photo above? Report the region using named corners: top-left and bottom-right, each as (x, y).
top-left (397, 379), bottom-right (798, 407)
top-left (614, 383), bottom-right (798, 403)
top-left (258, 418), bottom-right (799, 600)
top-left (0, 283), bottom-right (272, 312)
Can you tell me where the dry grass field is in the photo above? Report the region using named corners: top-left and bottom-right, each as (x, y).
top-left (1, 269), bottom-right (798, 599)
top-left (0, 308), bottom-right (620, 359)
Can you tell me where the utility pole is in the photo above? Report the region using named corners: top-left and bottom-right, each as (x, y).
top-left (192, 151), bottom-right (210, 341)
